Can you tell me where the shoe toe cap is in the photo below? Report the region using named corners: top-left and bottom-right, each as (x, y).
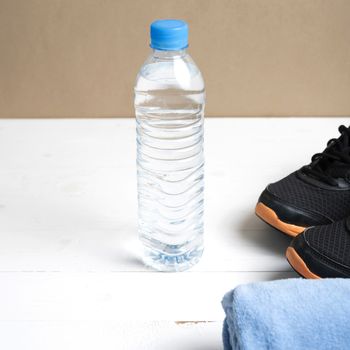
top-left (289, 229), bottom-right (350, 278)
top-left (258, 187), bottom-right (332, 227)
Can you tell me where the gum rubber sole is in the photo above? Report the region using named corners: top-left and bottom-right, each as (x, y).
top-left (255, 202), bottom-right (305, 237)
top-left (286, 246), bottom-right (321, 279)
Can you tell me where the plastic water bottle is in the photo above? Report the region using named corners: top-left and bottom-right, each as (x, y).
top-left (134, 19), bottom-right (205, 272)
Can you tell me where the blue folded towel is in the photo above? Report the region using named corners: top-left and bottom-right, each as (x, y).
top-left (222, 278), bottom-right (350, 350)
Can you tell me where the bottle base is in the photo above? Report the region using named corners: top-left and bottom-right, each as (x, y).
top-left (142, 245), bottom-right (203, 272)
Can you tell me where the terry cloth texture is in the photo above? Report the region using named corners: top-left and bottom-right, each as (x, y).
top-left (222, 278), bottom-right (350, 350)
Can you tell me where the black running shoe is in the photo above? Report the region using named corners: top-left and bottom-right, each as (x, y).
top-left (287, 219), bottom-right (350, 278)
top-left (256, 125), bottom-right (350, 237)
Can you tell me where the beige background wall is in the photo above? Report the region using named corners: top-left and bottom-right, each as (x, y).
top-left (0, 0), bottom-right (350, 118)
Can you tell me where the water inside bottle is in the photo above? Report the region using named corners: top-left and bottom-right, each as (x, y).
top-left (135, 81), bottom-right (205, 271)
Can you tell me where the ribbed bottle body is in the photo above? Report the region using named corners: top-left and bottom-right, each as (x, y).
top-left (135, 50), bottom-right (205, 271)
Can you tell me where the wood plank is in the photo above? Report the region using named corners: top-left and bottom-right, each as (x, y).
top-left (0, 271), bottom-right (295, 321)
top-left (0, 320), bottom-right (223, 350)
top-left (0, 118), bottom-right (348, 272)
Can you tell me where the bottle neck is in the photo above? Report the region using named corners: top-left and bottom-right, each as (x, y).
top-left (152, 48), bottom-right (187, 59)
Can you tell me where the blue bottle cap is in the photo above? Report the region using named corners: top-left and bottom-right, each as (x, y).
top-left (150, 19), bottom-right (188, 51)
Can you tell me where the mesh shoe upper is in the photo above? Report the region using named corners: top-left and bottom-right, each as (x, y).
top-left (268, 172), bottom-right (350, 222)
top-left (304, 219), bottom-right (350, 267)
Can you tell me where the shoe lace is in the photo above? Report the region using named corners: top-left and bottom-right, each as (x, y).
top-left (302, 125), bottom-right (350, 186)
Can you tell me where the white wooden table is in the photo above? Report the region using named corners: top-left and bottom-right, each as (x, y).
top-left (0, 117), bottom-right (348, 349)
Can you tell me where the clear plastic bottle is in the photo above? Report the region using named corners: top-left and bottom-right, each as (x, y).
top-left (135, 20), bottom-right (205, 271)
top-left (134, 19), bottom-right (205, 272)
